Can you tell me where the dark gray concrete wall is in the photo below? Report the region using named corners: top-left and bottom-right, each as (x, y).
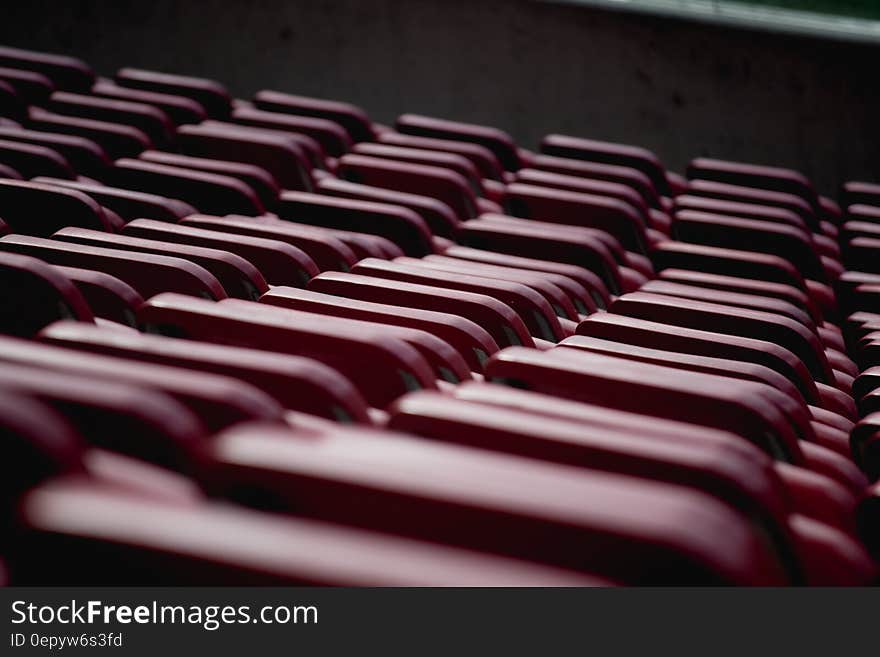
top-left (2, 0), bottom-right (878, 194)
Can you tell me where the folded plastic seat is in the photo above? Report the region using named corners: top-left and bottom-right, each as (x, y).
top-left (0, 138), bottom-right (75, 179)
top-left (378, 131), bottom-right (504, 180)
top-left (176, 122), bottom-right (313, 192)
top-left (53, 226), bottom-right (269, 300)
top-left (0, 46), bottom-right (93, 91)
top-left (260, 286), bottom-right (498, 373)
top-left (0, 179), bottom-right (115, 235)
top-left (32, 177), bottom-right (196, 222)
top-left (307, 271), bottom-right (535, 349)
top-left (0, 252), bottom-right (94, 335)
top-left (276, 190), bottom-right (434, 257)
top-left (506, 182), bottom-right (651, 254)
top-left (180, 214), bottom-right (357, 272)
top-left (139, 150), bottom-right (281, 208)
top-left (0, 126), bottom-right (111, 176)
top-left (115, 67), bottom-right (231, 118)
top-left (27, 106), bottom-right (150, 159)
top-left (317, 176), bottom-right (460, 238)
top-left (0, 66), bottom-right (54, 103)
top-left (46, 91), bottom-right (174, 148)
top-left (232, 105), bottom-right (352, 157)
top-left (350, 257), bottom-right (564, 342)
top-left (91, 79), bottom-right (207, 125)
top-left (136, 293), bottom-right (440, 408)
top-left (39, 320), bottom-right (373, 424)
top-left (103, 158), bottom-right (265, 215)
top-left (686, 158), bottom-right (819, 216)
top-left (253, 90), bottom-right (374, 142)
top-left (122, 218), bottom-right (318, 286)
top-left (199, 420), bottom-right (793, 584)
top-left (52, 266), bottom-right (142, 327)
top-left (541, 134), bottom-right (670, 197)
top-left (0, 234), bottom-right (226, 300)
top-left (338, 153), bottom-right (477, 221)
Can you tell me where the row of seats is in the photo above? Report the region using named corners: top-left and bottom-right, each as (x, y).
top-left (0, 43), bottom-right (879, 585)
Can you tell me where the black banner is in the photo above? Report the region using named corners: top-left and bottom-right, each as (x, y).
top-left (0, 587), bottom-right (875, 655)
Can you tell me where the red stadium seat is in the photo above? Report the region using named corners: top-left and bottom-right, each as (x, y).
top-left (46, 91), bottom-right (174, 149)
top-left (1, 43), bottom-right (876, 587)
top-left (115, 68), bottom-right (231, 118)
top-left (54, 227), bottom-right (269, 300)
top-left (0, 126), bottom-right (111, 176)
top-left (0, 234), bottom-right (227, 300)
top-left (180, 214), bottom-right (358, 271)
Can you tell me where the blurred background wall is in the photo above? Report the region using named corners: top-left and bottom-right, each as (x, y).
top-left (2, 0), bottom-right (878, 194)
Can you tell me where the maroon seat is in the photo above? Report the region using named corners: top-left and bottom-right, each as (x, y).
top-left (104, 158), bottom-right (264, 216)
top-left (658, 269), bottom-right (820, 324)
top-left (139, 150), bottom-right (280, 207)
top-left (0, 179), bottom-right (115, 236)
top-left (91, 79), bottom-right (207, 125)
top-left (415, 254), bottom-right (580, 321)
top-left (0, 252), bottom-right (94, 336)
top-left (516, 168), bottom-right (653, 226)
top-left (232, 105), bottom-right (352, 157)
top-left (338, 153), bottom-right (477, 221)
top-left (277, 190), bottom-right (434, 257)
top-left (46, 91), bottom-right (174, 149)
top-left (260, 285), bottom-right (498, 373)
top-left (28, 106), bottom-right (151, 159)
top-left (485, 346), bottom-right (807, 465)
top-left (0, 234), bottom-right (226, 300)
top-left (12, 477), bottom-right (606, 585)
top-left (458, 215), bottom-right (622, 295)
top-left (396, 114), bottom-right (520, 172)
top-left (841, 181), bottom-right (880, 210)
top-left (180, 214), bottom-right (358, 272)
top-left (176, 122), bottom-right (313, 192)
top-left (308, 271), bottom-right (534, 349)
top-left (53, 266), bottom-right (143, 327)
top-left (317, 177), bottom-right (460, 238)
top-left (0, 334), bottom-right (285, 433)
top-left (442, 244), bottom-right (608, 311)
top-left (115, 68), bottom-right (231, 118)
top-left (686, 179), bottom-right (816, 230)
top-left (687, 158), bottom-right (819, 215)
top-left (53, 227), bottom-right (269, 300)
top-left (388, 388), bottom-right (810, 561)
top-left (353, 142), bottom-right (484, 193)
top-left (122, 218), bottom-right (318, 287)
top-left (253, 90), bottom-right (374, 143)
top-left (0, 46), bottom-right (93, 91)
top-left (640, 279), bottom-right (815, 330)
top-left (0, 138), bottom-right (75, 179)
top-left (351, 257), bottom-right (563, 342)
top-left (199, 420), bottom-right (790, 584)
top-left (651, 241), bottom-right (808, 292)
top-left (540, 134), bottom-right (669, 197)
top-left (672, 211), bottom-right (826, 283)
top-left (0, 66), bottom-right (55, 103)
top-left (0, 126), bottom-right (111, 176)
top-left (509, 183), bottom-right (651, 255)
top-left (39, 320), bottom-right (373, 425)
top-left (31, 177), bottom-right (196, 223)
top-left (0, 360), bottom-right (204, 469)
top-left (674, 194), bottom-right (807, 231)
top-left (608, 292), bottom-right (833, 384)
top-left (136, 293), bottom-right (439, 407)
top-left (378, 131), bottom-right (504, 181)
top-left (448, 381), bottom-right (856, 533)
